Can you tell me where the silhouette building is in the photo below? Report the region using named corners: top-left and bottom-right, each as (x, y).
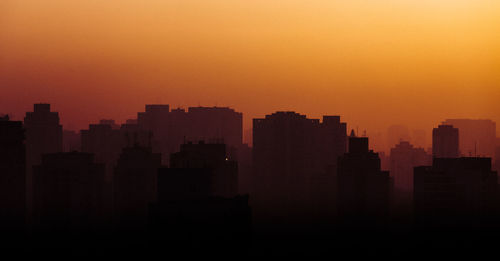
top-left (33, 152), bottom-right (106, 241)
top-left (149, 141), bottom-right (250, 250)
top-left (81, 122), bottom-right (121, 181)
top-left (63, 130), bottom-right (81, 152)
top-left (24, 103), bottom-right (63, 224)
top-left (444, 119), bottom-right (496, 159)
top-left (414, 157), bottom-right (498, 228)
top-left (137, 105), bottom-right (243, 164)
top-left (496, 139), bottom-right (500, 172)
top-left (337, 131), bottom-right (392, 228)
top-left (160, 141), bottom-right (238, 199)
top-left (81, 120), bottom-right (152, 182)
top-left (390, 141), bottom-right (431, 195)
top-left (252, 112), bottom-right (347, 222)
top-left (432, 124), bottom-right (459, 158)
top-left (0, 116), bottom-right (26, 237)
top-left (113, 145), bottom-right (162, 234)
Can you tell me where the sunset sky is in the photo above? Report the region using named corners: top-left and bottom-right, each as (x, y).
top-left (1, 0), bottom-right (499, 149)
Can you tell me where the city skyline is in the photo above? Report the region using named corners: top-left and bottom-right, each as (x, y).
top-left (2, 102), bottom-right (498, 153)
top-left (1, 1), bottom-right (499, 139)
top-left (1, 0), bottom-right (499, 256)
top-left (0, 102), bottom-right (499, 256)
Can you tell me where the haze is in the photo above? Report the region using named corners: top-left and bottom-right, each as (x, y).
top-left (1, 0), bottom-right (499, 148)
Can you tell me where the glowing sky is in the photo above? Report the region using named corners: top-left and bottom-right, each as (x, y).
top-left (1, 0), bottom-right (499, 149)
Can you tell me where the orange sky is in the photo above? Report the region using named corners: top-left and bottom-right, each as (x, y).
top-left (1, 0), bottom-right (499, 150)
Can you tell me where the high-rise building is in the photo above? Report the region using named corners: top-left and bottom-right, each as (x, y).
top-left (149, 141), bottom-right (250, 249)
top-left (137, 105), bottom-right (171, 164)
top-left (186, 106), bottom-right (242, 149)
top-left (81, 120), bottom-right (152, 181)
top-left (443, 119), bottom-right (496, 159)
top-left (161, 141), bottom-right (238, 199)
top-left (113, 145), bottom-right (162, 233)
top-left (0, 116), bottom-right (26, 236)
top-left (81, 123), bottom-right (121, 181)
top-left (337, 131), bottom-right (392, 227)
top-left (390, 141), bottom-right (431, 195)
top-left (432, 125), bottom-right (459, 158)
top-left (24, 104), bottom-right (63, 164)
top-left (24, 103), bottom-right (63, 225)
top-left (414, 157), bottom-right (498, 228)
top-left (33, 152), bottom-right (106, 237)
top-left (137, 105), bottom-right (243, 164)
top-left (252, 112), bottom-right (346, 221)
top-left (495, 138), bottom-right (500, 172)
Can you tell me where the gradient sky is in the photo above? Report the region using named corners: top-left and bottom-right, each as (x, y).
top-left (1, 0), bottom-right (499, 149)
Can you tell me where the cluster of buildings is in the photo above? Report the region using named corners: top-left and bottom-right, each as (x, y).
top-left (0, 103), bottom-right (499, 249)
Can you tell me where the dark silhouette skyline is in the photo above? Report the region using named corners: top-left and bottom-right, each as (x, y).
top-left (0, 102), bottom-right (499, 256)
top-left (432, 124), bottom-right (460, 158)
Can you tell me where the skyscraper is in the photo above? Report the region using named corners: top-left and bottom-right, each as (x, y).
top-left (113, 145), bottom-right (162, 234)
top-left (24, 104), bottom-right (63, 225)
top-left (390, 141), bottom-right (431, 195)
top-left (163, 141), bottom-right (238, 198)
top-left (337, 131), bottom-right (392, 228)
top-left (495, 138), bottom-right (500, 172)
top-left (414, 157), bottom-right (498, 228)
top-left (149, 141), bottom-right (250, 250)
top-left (432, 124), bottom-right (459, 158)
top-left (0, 116), bottom-right (26, 238)
top-left (33, 152), bottom-right (107, 246)
top-left (137, 105), bottom-right (243, 164)
top-left (252, 111), bottom-right (346, 221)
top-left (81, 120), bottom-right (152, 182)
top-left (24, 104), bottom-right (63, 164)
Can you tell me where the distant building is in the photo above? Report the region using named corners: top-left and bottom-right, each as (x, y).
top-left (432, 125), bottom-right (459, 158)
top-left (414, 157), bottom-right (498, 228)
top-left (0, 116), bottom-right (26, 235)
top-left (337, 131), bottom-right (392, 227)
top-left (387, 125), bottom-right (410, 151)
top-left (378, 151), bottom-right (390, 171)
top-left (137, 105), bottom-right (243, 164)
top-left (81, 120), bottom-right (151, 182)
top-left (496, 138), bottom-right (500, 172)
top-left (187, 106), bottom-right (242, 149)
top-left (252, 112), bottom-right (346, 221)
top-left (444, 119), bottom-right (496, 159)
top-left (81, 123), bottom-right (120, 182)
top-left (412, 129), bottom-right (428, 149)
top-left (390, 141), bottom-right (431, 194)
